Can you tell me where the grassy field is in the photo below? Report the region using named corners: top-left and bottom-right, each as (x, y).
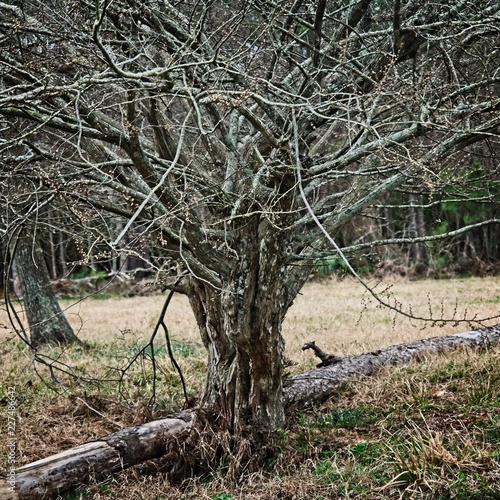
top-left (1, 276), bottom-right (499, 499)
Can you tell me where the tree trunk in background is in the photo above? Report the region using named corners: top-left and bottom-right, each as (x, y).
top-left (58, 231), bottom-right (69, 278)
top-left (48, 231), bottom-right (57, 280)
top-left (14, 229), bottom-right (81, 348)
top-left (407, 194), bottom-right (428, 271)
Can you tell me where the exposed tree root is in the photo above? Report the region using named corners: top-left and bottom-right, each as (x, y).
top-left (159, 410), bottom-right (282, 485)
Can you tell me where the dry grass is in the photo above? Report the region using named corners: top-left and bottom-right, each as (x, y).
top-left (1, 276), bottom-right (499, 499)
top-left (2, 275), bottom-right (498, 363)
top-left (285, 276), bottom-right (500, 368)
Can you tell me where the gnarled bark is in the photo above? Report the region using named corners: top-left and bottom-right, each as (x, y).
top-left (1, 325), bottom-right (499, 499)
top-left (187, 220), bottom-right (292, 434)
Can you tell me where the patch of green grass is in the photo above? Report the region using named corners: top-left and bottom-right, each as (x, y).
top-left (299, 406), bottom-right (384, 430)
top-left (436, 470), bottom-right (500, 500)
top-left (403, 378), bottom-right (433, 410)
top-left (311, 444), bottom-right (388, 496)
top-left (171, 340), bottom-right (200, 357)
top-left (313, 456), bottom-right (342, 483)
top-left (290, 348), bottom-right (500, 498)
top-left (324, 407), bottom-right (383, 429)
top-left (468, 374), bottom-right (500, 407)
top-left (485, 414), bottom-right (500, 443)
top-left (349, 441), bottom-right (385, 466)
top-left (128, 340), bottom-right (202, 359)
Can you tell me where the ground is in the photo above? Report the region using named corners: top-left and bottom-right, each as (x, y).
top-left (0, 277), bottom-right (499, 498)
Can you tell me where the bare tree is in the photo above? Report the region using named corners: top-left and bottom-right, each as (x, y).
top-left (1, 0), bottom-right (499, 438)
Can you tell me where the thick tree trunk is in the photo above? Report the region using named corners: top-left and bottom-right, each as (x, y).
top-left (1, 326), bottom-right (499, 499)
top-left (188, 220), bottom-right (291, 434)
top-left (14, 229), bottom-right (81, 348)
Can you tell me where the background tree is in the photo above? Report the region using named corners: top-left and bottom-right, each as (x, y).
top-left (1, 0), bottom-right (499, 439)
top-left (12, 227), bottom-right (80, 347)
top-left (0, 119), bottom-right (81, 347)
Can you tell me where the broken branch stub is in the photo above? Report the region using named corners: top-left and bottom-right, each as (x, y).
top-left (302, 341), bottom-right (343, 367)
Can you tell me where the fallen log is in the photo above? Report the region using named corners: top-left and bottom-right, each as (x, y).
top-left (1, 325), bottom-right (499, 499)
top-left (0, 413), bottom-right (192, 500)
top-left (285, 324), bottom-right (500, 405)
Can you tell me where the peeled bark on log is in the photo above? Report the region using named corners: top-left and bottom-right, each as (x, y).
top-left (0, 414), bottom-right (192, 500)
top-left (285, 324), bottom-right (500, 406)
top-left (1, 325), bottom-right (499, 499)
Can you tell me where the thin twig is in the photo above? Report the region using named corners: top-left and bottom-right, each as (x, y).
top-left (146, 271), bottom-right (189, 407)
